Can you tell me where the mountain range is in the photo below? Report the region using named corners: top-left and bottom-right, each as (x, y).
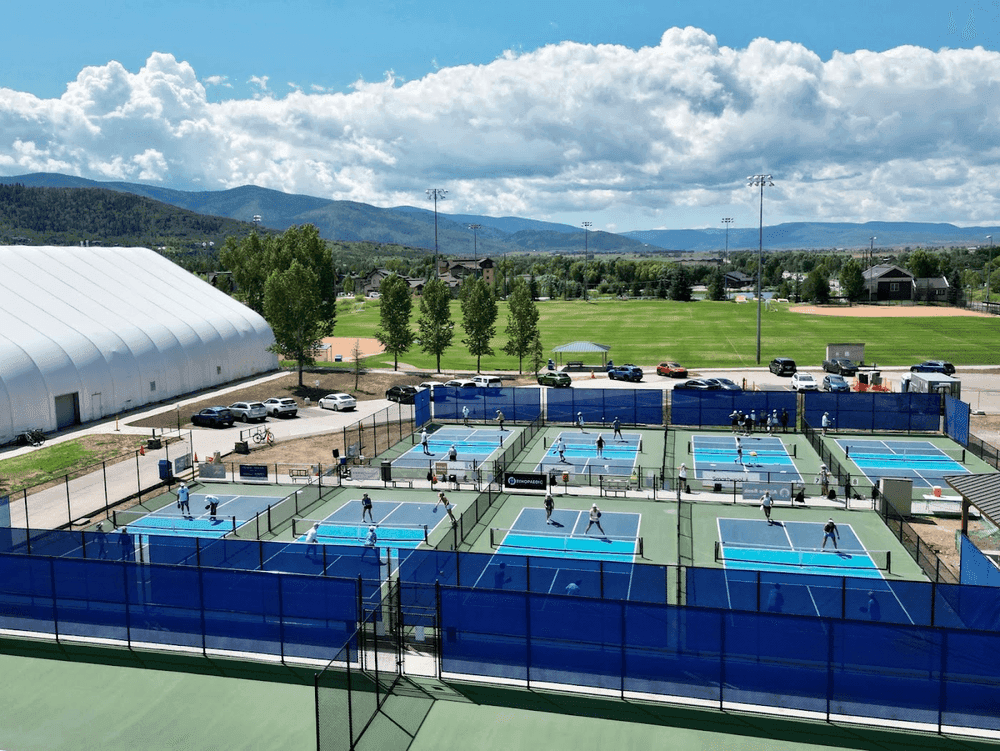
top-left (1, 172), bottom-right (997, 255)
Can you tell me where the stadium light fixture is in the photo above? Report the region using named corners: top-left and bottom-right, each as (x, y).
top-left (426, 189), bottom-right (447, 278)
top-left (747, 175), bottom-right (774, 365)
top-left (582, 221), bottom-right (592, 302)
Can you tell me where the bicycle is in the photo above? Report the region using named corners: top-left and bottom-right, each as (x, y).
top-left (251, 426), bottom-right (275, 445)
top-left (20, 429), bottom-right (45, 447)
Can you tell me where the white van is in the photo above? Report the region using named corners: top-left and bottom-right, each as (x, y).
top-left (472, 375), bottom-right (502, 389)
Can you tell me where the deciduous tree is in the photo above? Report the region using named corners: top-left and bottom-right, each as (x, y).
top-left (416, 278), bottom-right (453, 373)
top-left (374, 273), bottom-right (414, 371)
top-left (460, 276), bottom-right (497, 373)
top-left (502, 278), bottom-right (539, 373)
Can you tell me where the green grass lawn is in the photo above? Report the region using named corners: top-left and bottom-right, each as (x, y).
top-left (334, 298), bottom-right (1000, 371)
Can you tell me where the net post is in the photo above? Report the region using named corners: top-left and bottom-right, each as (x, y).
top-left (231, 516), bottom-right (236, 533)
top-left (886, 550), bottom-right (891, 574)
top-left (714, 540), bottom-right (720, 562)
top-left (423, 524), bottom-right (429, 544)
top-left (637, 537), bottom-right (644, 559)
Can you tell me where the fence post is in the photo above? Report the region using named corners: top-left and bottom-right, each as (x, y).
top-left (65, 475), bottom-right (72, 527)
top-left (103, 461), bottom-right (110, 518)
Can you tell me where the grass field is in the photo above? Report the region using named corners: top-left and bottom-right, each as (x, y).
top-left (334, 298), bottom-right (1000, 371)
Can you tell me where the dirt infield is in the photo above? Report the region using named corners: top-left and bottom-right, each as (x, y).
top-left (788, 304), bottom-right (992, 318)
top-left (318, 336), bottom-right (385, 360)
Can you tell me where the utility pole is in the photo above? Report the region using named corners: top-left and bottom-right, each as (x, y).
top-left (747, 175), bottom-right (774, 365)
top-left (582, 221), bottom-right (592, 301)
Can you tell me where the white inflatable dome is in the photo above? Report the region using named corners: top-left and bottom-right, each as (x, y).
top-left (0, 246), bottom-right (278, 442)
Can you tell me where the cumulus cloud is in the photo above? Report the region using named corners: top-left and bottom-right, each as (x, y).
top-left (0, 30), bottom-right (999, 229)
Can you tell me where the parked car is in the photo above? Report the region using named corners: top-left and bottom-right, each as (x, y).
top-left (769, 357), bottom-right (797, 376)
top-left (318, 393), bottom-right (357, 411)
top-left (537, 372), bottom-right (572, 387)
top-left (790, 372), bottom-right (819, 391)
top-left (385, 385), bottom-right (419, 404)
top-left (822, 374), bottom-right (851, 393)
top-left (703, 377), bottom-right (742, 391)
top-left (472, 375), bottom-right (503, 389)
top-left (263, 397), bottom-right (298, 418)
top-left (443, 379), bottom-right (477, 389)
top-left (608, 365), bottom-right (643, 382)
top-left (911, 360), bottom-right (956, 375)
top-left (418, 381), bottom-right (445, 401)
top-left (673, 379), bottom-right (719, 390)
top-left (228, 401), bottom-right (267, 423)
top-left (191, 407), bottom-right (235, 428)
top-left (656, 362), bottom-right (688, 378)
top-left (822, 358), bottom-right (859, 376)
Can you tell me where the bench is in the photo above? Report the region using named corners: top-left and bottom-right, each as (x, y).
top-left (603, 478), bottom-right (631, 497)
top-left (289, 468), bottom-right (312, 482)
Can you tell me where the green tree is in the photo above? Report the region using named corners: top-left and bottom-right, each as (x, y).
top-left (416, 278), bottom-right (454, 373)
top-left (374, 274), bottom-right (414, 371)
top-left (706, 268), bottom-right (726, 301)
top-left (905, 249), bottom-right (940, 279)
top-left (264, 260), bottom-right (327, 386)
top-left (804, 268), bottom-right (831, 304)
top-left (502, 278), bottom-right (540, 373)
top-left (529, 332), bottom-right (546, 375)
top-left (839, 259), bottom-right (865, 303)
top-left (668, 266), bottom-right (693, 301)
top-left (460, 276), bottom-right (498, 372)
top-left (219, 230), bottom-right (272, 314)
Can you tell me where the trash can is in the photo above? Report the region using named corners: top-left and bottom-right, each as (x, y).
top-left (157, 459), bottom-right (173, 482)
top-left (380, 459), bottom-right (392, 482)
top-left (234, 441), bottom-right (250, 455)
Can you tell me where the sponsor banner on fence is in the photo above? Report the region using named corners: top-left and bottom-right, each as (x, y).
top-left (173, 452), bottom-right (193, 473)
top-left (199, 462), bottom-right (227, 480)
top-left (740, 481), bottom-right (798, 501)
top-left (0, 496), bottom-right (8, 527)
top-left (239, 464), bottom-right (269, 482)
top-left (504, 472), bottom-right (548, 490)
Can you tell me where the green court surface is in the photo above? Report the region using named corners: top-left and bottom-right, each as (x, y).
top-left (0, 639), bottom-right (320, 751)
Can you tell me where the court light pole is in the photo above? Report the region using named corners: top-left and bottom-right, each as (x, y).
top-left (582, 221), bottom-right (592, 301)
top-left (426, 189), bottom-right (447, 278)
top-left (468, 224), bottom-right (481, 263)
top-left (987, 235), bottom-right (993, 304)
top-left (747, 175), bottom-right (773, 365)
top-left (869, 236), bottom-right (877, 303)
top-left (721, 217), bottom-right (734, 266)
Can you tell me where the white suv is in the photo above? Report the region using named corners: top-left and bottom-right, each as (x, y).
top-left (263, 397), bottom-right (298, 417)
top-left (228, 401), bottom-right (267, 423)
top-left (472, 375), bottom-right (502, 389)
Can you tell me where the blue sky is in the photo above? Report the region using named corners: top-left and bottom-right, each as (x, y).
top-left (2, 0), bottom-right (999, 232)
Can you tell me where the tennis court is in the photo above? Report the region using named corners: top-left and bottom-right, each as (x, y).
top-left (294, 498), bottom-right (446, 549)
top-left (534, 431), bottom-right (642, 477)
top-left (112, 492), bottom-right (287, 538)
top-left (837, 438), bottom-right (970, 489)
top-left (691, 434), bottom-right (802, 483)
top-left (391, 426), bottom-right (510, 470)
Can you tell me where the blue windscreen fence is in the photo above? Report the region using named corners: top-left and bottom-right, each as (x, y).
top-left (435, 586), bottom-right (1000, 732)
top-left (414, 388), bottom-right (431, 428)
top-left (802, 392), bottom-right (940, 432)
top-left (433, 387), bottom-right (542, 423)
top-left (0, 527), bottom-right (385, 601)
top-left (0, 552), bottom-right (359, 659)
top-left (945, 394), bottom-right (970, 447)
top-left (669, 390), bottom-right (796, 428)
top-left (546, 388), bottom-right (664, 425)
top-left (960, 534), bottom-right (1000, 588)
